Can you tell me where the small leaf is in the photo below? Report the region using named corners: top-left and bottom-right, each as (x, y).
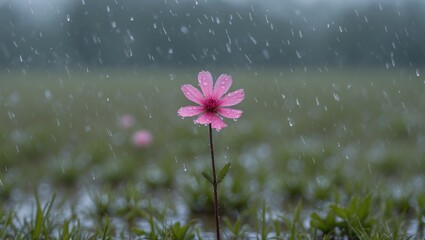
top-left (331, 205), bottom-right (348, 219)
top-left (202, 172), bottom-right (213, 184)
top-left (217, 163), bottom-right (231, 184)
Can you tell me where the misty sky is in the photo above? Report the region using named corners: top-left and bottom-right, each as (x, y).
top-left (1, 0), bottom-right (402, 24)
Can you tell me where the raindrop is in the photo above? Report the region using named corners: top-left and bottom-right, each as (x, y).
top-left (391, 52), bottom-right (395, 67)
top-left (416, 69), bottom-right (420, 77)
top-left (44, 90), bottom-right (52, 100)
top-left (244, 54), bottom-right (253, 64)
top-left (333, 93), bottom-right (340, 102)
top-left (106, 129), bottom-right (112, 136)
top-left (169, 74), bottom-right (175, 81)
top-left (183, 163), bottom-right (187, 172)
top-left (315, 97), bottom-right (320, 106)
top-left (66, 14), bottom-right (71, 22)
top-left (262, 49), bottom-right (270, 60)
top-left (7, 111), bottom-right (15, 120)
top-left (287, 117), bottom-right (295, 127)
top-left (180, 25), bottom-right (189, 34)
top-left (248, 33), bottom-right (257, 45)
top-left (296, 50), bottom-right (301, 59)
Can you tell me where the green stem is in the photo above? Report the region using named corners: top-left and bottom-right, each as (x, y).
top-left (208, 124), bottom-right (221, 240)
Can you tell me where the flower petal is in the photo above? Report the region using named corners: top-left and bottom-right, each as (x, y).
top-left (181, 84), bottom-right (205, 105)
top-left (194, 112), bottom-right (215, 125)
top-left (198, 71), bottom-right (214, 98)
top-left (218, 89), bottom-right (245, 107)
top-left (211, 115), bottom-right (227, 131)
top-left (178, 106), bottom-right (204, 117)
top-left (213, 74), bottom-right (232, 99)
top-left (217, 108), bottom-right (243, 119)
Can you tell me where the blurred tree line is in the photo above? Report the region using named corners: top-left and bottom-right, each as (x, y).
top-left (0, 0), bottom-right (424, 68)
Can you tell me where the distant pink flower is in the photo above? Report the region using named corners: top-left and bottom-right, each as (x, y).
top-left (178, 71), bottom-right (245, 131)
top-left (132, 130), bottom-right (152, 147)
top-left (119, 114), bottom-right (135, 129)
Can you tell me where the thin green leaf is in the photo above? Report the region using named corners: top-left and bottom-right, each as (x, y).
top-left (102, 216), bottom-right (110, 240)
top-left (33, 192), bottom-right (43, 239)
top-left (201, 172), bottom-right (213, 184)
top-left (217, 163), bottom-right (231, 184)
top-left (289, 201), bottom-right (302, 240)
top-left (331, 205), bottom-right (348, 220)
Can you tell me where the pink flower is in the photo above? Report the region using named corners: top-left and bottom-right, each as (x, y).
top-left (119, 114), bottom-right (135, 129)
top-left (178, 71), bottom-right (245, 131)
top-left (132, 130), bottom-right (152, 147)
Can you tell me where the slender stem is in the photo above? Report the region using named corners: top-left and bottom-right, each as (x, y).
top-left (208, 124), bottom-right (221, 240)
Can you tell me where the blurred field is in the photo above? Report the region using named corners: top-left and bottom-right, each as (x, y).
top-left (1, 67), bottom-right (425, 238)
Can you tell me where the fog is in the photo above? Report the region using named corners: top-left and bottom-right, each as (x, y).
top-left (1, 0), bottom-right (424, 68)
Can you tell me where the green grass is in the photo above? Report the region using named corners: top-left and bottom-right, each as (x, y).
top-left (0, 67), bottom-right (424, 238)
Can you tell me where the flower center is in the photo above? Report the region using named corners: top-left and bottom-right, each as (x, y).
top-left (204, 98), bottom-right (219, 112)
